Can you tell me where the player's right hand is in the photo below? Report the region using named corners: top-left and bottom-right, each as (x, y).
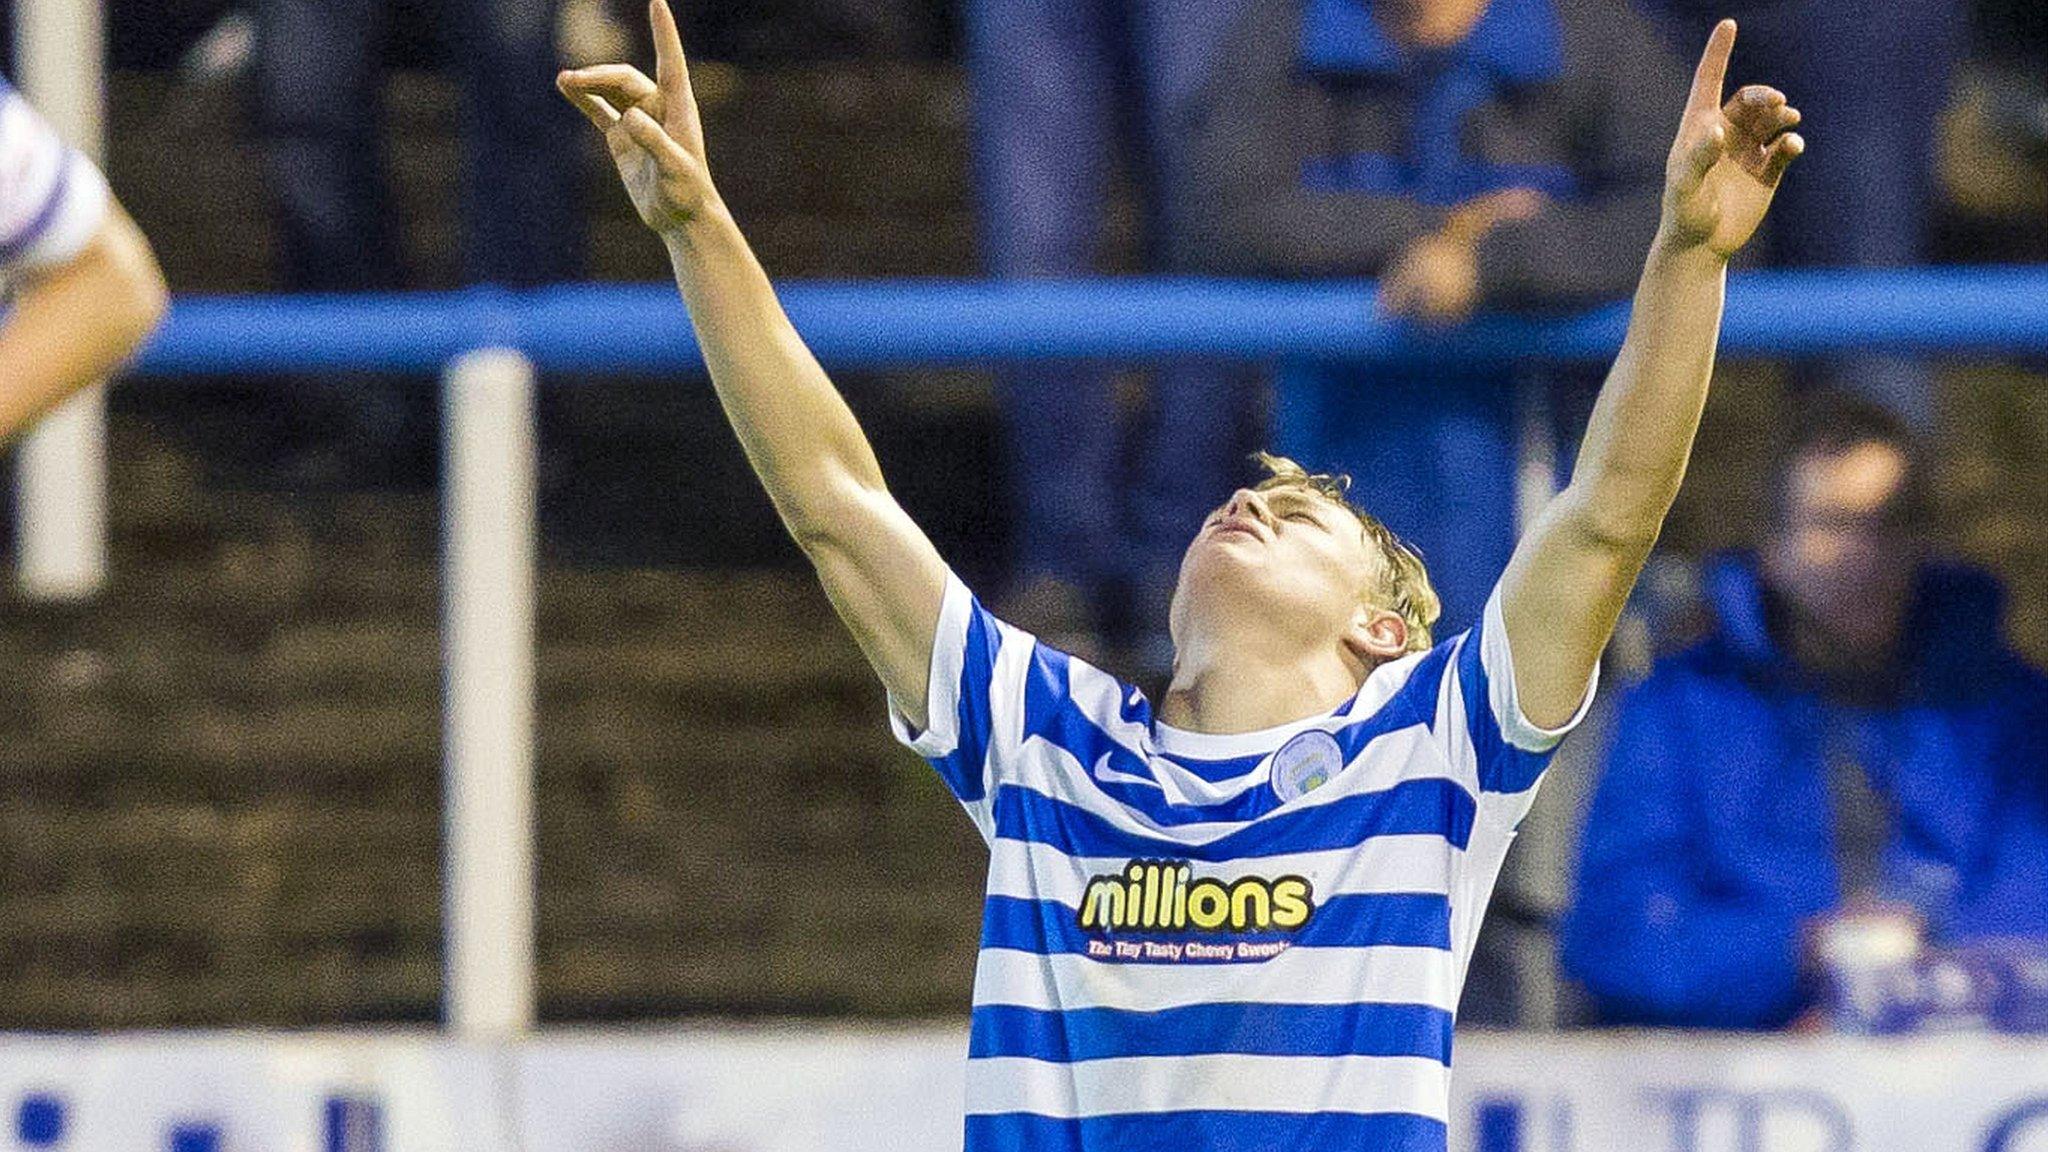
top-left (557, 0), bottom-right (715, 235)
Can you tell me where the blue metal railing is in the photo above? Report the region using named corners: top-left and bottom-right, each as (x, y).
top-left (129, 267), bottom-right (2048, 377)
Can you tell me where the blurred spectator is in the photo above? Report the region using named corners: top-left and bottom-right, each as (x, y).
top-left (255, 0), bottom-right (581, 290)
top-left (248, 0), bottom-right (583, 482)
top-left (1562, 394), bottom-right (2048, 1030)
top-left (1178, 0), bottom-right (1681, 631)
top-left (963, 0), bottom-right (1248, 665)
top-left (1634, 0), bottom-right (1968, 427)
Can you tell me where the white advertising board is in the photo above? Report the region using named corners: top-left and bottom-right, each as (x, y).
top-left (4, 1029), bottom-right (2048, 1152)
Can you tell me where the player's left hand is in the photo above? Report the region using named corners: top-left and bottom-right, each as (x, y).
top-left (1662, 19), bottom-right (1804, 259)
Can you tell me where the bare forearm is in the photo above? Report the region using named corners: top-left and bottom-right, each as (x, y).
top-left (0, 210), bottom-right (166, 441)
top-left (1564, 231), bottom-right (1728, 545)
top-left (660, 203), bottom-right (887, 544)
top-left (560, 3), bottom-right (949, 729)
top-left (1499, 20), bottom-right (1798, 729)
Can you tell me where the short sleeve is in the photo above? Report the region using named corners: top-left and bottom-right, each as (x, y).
top-left (887, 571), bottom-right (1043, 837)
top-left (1435, 581), bottom-right (1599, 808)
top-left (0, 83), bottom-right (111, 284)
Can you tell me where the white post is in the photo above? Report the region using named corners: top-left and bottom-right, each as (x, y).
top-left (442, 347), bottom-right (538, 1038)
top-left (14, 0), bottom-right (110, 600)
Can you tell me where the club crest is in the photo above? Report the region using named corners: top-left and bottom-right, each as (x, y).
top-left (1270, 729), bottom-right (1344, 803)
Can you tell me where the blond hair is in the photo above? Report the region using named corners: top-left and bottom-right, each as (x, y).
top-left (1252, 451), bottom-right (1441, 653)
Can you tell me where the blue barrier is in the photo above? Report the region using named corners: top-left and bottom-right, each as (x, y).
top-left (130, 267), bottom-right (2048, 377)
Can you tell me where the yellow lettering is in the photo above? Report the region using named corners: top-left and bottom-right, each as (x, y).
top-left (1230, 878), bottom-right (1272, 929)
top-left (1078, 863), bottom-right (1316, 937)
top-left (1187, 880), bottom-right (1230, 929)
top-left (1271, 877), bottom-right (1312, 929)
top-left (1080, 879), bottom-right (1124, 929)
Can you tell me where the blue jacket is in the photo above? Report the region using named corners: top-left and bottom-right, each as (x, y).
top-left (1561, 554), bottom-right (2048, 1029)
top-left (1179, 0), bottom-right (1679, 302)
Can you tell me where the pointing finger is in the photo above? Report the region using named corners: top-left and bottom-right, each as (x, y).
top-left (1686, 19), bottom-right (1736, 118)
top-left (650, 0), bottom-right (692, 107)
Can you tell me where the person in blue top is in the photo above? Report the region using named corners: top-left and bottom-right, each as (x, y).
top-left (1563, 394), bottom-right (2048, 1030)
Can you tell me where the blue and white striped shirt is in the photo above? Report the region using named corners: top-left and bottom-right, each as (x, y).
top-left (0, 74), bottom-right (109, 289)
top-left (890, 571), bottom-right (1596, 1151)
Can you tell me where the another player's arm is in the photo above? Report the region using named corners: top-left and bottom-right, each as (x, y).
top-left (0, 203), bottom-right (167, 442)
top-left (559, 0), bottom-right (947, 730)
top-left (1499, 20), bottom-right (1803, 727)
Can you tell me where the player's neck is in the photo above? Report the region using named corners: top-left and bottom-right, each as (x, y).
top-left (1155, 647), bottom-right (1362, 736)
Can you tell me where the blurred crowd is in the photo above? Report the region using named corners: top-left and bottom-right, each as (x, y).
top-left (1563, 393), bottom-right (2048, 1031)
top-left (14, 0), bottom-right (2048, 1032)
top-left (941, 0), bottom-right (2048, 1035)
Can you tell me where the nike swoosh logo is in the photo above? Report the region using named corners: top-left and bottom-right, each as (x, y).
top-left (1092, 750), bottom-right (1160, 789)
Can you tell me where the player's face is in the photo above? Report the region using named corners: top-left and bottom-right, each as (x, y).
top-left (1171, 486), bottom-right (1384, 655)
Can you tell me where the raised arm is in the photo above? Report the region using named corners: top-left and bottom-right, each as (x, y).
top-left (0, 203), bottom-right (167, 440)
top-left (0, 76), bottom-right (168, 440)
top-left (1501, 19), bottom-right (1803, 726)
top-left (559, 0), bottom-right (948, 729)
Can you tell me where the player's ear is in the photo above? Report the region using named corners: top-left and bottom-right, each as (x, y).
top-left (1344, 604), bottom-right (1408, 664)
